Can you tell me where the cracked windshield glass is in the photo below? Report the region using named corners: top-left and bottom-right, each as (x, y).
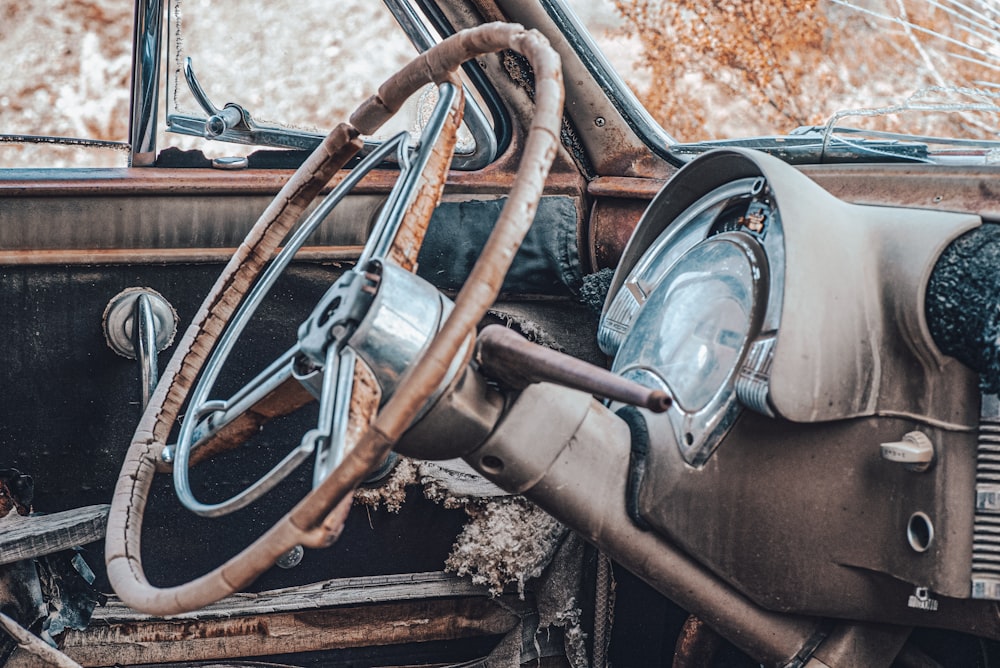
top-left (3, 0), bottom-right (1000, 167)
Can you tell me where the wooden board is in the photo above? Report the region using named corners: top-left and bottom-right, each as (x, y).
top-left (0, 505), bottom-right (109, 565)
top-left (33, 572), bottom-right (525, 667)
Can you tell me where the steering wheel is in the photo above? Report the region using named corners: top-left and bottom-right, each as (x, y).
top-left (105, 22), bottom-right (564, 616)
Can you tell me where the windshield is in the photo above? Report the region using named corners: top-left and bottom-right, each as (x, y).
top-left (565, 0), bottom-right (1000, 162)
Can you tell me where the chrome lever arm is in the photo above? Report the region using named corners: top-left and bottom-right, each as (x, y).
top-left (161, 347), bottom-right (300, 465)
top-left (135, 294), bottom-right (159, 409)
top-left (183, 56), bottom-right (220, 118)
top-left (102, 288), bottom-right (178, 410)
top-left (182, 56), bottom-right (266, 139)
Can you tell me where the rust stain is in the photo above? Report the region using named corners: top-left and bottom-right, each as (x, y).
top-left (673, 615), bottom-right (723, 668)
top-left (390, 618), bottom-right (431, 628)
top-left (108, 617), bottom-right (269, 643)
top-left (589, 197), bottom-right (647, 269)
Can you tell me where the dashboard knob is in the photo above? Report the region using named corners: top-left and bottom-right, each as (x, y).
top-left (880, 431), bottom-right (935, 472)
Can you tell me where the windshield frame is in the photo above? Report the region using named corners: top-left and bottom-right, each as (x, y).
top-left (540, 0), bottom-right (683, 167)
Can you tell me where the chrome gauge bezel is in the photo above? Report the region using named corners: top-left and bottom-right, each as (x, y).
top-left (600, 177), bottom-right (785, 467)
top-left (613, 233), bottom-right (769, 466)
top-left (600, 178), bottom-right (768, 355)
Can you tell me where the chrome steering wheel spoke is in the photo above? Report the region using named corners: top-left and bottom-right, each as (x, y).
top-left (171, 347), bottom-right (313, 518)
top-left (309, 346), bottom-right (356, 488)
top-left (168, 346), bottom-right (298, 462)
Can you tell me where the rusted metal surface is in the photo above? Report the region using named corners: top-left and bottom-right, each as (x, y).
top-left (589, 197), bottom-right (649, 270)
top-left (389, 89), bottom-right (464, 271)
top-left (0, 166), bottom-right (582, 198)
top-left (0, 246), bottom-right (364, 266)
top-left (586, 158), bottom-right (1000, 217)
top-left (672, 615), bottom-right (722, 668)
top-left (588, 176), bottom-right (666, 199)
top-left (476, 324), bottom-right (671, 412)
top-left (479, 1), bottom-right (674, 178)
top-left (801, 164), bottom-right (1000, 220)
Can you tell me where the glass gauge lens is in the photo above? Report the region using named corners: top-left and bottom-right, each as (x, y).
top-left (598, 178), bottom-right (761, 356)
top-left (615, 237), bottom-right (758, 413)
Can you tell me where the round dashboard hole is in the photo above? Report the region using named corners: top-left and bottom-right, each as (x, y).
top-left (481, 455), bottom-right (504, 473)
top-left (907, 512), bottom-right (934, 553)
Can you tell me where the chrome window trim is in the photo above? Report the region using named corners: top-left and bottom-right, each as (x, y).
top-left (129, 0), bottom-right (164, 165)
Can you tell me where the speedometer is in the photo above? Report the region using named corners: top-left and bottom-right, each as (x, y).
top-left (598, 165), bottom-right (784, 467)
top-left (611, 232), bottom-right (769, 465)
top-left (614, 236), bottom-right (762, 414)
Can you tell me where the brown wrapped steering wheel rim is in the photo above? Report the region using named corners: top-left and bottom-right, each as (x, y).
top-left (106, 22), bottom-right (564, 616)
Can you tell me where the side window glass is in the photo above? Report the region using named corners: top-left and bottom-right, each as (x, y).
top-left (0, 2), bottom-right (133, 167)
top-left (163, 0), bottom-right (486, 166)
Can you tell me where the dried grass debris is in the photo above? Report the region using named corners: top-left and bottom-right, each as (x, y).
top-left (445, 497), bottom-right (567, 597)
top-left (352, 456), bottom-right (419, 513)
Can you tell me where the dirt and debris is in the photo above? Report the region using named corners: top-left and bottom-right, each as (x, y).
top-left (579, 268), bottom-right (615, 315)
top-left (355, 455), bottom-right (569, 599)
top-left (352, 457), bottom-right (419, 513)
top-left (485, 309), bottom-right (562, 351)
top-left (420, 460), bottom-right (508, 509)
top-left (445, 497), bottom-right (567, 597)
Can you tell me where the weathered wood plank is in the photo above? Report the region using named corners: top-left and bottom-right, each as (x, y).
top-left (91, 571), bottom-right (494, 622)
top-left (27, 572), bottom-right (522, 667)
top-left (0, 505), bottom-right (109, 566)
top-left (55, 597), bottom-right (517, 666)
